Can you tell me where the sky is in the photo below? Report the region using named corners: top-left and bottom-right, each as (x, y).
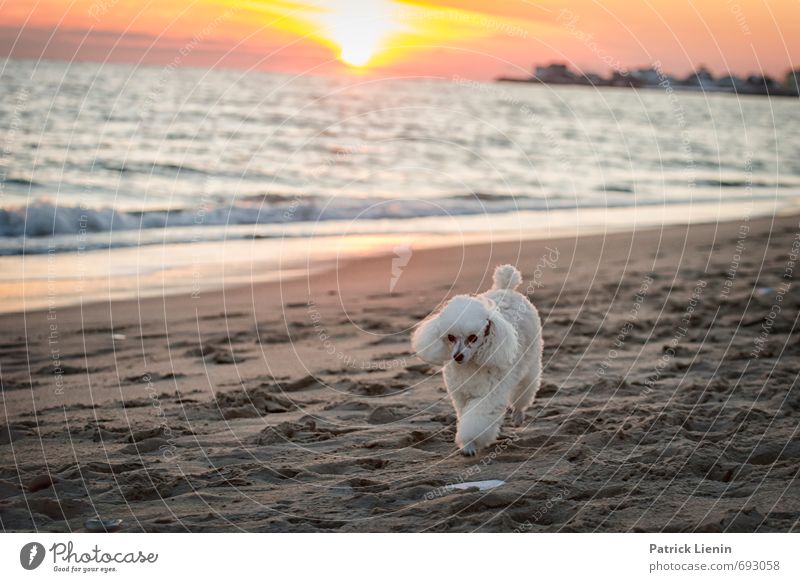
top-left (0, 0), bottom-right (797, 80)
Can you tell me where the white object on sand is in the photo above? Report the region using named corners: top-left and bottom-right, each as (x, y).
top-left (444, 479), bottom-right (505, 492)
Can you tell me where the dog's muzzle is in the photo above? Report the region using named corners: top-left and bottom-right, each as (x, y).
top-left (452, 337), bottom-right (467, 363)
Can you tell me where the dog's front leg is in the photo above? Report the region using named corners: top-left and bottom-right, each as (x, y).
top-left (455, 393), bottom-right (507, 456)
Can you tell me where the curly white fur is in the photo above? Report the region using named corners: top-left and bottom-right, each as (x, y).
top-left (411, 264), bottom-right (543, 456)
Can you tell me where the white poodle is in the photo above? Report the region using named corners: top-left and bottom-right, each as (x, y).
top-left (411, 265), bottom-right (543, 456)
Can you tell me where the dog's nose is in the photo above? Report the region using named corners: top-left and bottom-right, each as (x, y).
top-left (454, 353), bottom-right (464, 363)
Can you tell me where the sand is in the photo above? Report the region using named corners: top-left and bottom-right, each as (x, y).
top-left (1, 214), bottom-right (799, 532)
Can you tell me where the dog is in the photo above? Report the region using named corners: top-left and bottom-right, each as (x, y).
top-left (411, 265), bottom-right (543, 456)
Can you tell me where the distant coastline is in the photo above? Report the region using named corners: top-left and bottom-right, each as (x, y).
top-left (497, 62), bottom-right (800, 98)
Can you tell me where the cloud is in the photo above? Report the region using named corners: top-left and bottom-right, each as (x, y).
top-left (0, 24), bottom-right (325, 70)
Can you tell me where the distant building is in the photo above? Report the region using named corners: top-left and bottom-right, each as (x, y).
top-left (685, 66), bottom-right (715, 89)
top-left (747, 75), bottom-right (782, 93)
top-left (534, 63), bottom-right (578, 84)
top-left (784, 70), bottom-right (800, 95)
top-left (582, 72), bottom-right (605, 85)
top-left (609, 71), bottom-right (641, 87)
top-left (716, 74), bottom-right (747, 92)
top-left (630, 67), bottom-right (662, 86)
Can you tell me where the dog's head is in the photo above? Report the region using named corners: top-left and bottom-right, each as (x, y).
top-left (411, 295), bottom-right (517, 367)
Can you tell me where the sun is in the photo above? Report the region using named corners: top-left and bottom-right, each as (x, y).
top-left (318, 0), bottom-right (400, 68)
top-left (340, 44), bottom-right (373, 67)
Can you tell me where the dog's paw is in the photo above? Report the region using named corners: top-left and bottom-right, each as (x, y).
top-left (460, 443), bottom-right (477, 457)
top-left (512, 409), bottom-right (526, 427)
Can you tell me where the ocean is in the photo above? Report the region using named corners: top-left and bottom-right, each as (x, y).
top-left (1, 58), bottom-right (798, 310)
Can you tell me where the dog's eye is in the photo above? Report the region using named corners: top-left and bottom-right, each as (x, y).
top-left (467, 334), bottom-right (477, 343)
top-left (447, 335), bottom-right (456, 342)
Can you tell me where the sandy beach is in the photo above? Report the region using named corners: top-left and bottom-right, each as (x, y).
top-left (2, 213), bottom-right (799, 533)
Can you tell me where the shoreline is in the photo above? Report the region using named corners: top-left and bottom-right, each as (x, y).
top-left (494, 77), bottom-right (800, 99)
top-left (1, 198), bottom-right (791, 315)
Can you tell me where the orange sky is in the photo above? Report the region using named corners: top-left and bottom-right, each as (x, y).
top-left (1, 0), bottom-right (797, 79)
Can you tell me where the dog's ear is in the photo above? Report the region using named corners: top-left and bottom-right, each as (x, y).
top-left (476, 309), bottom-right (518, 368)
top-left (411, 312), bottom-right (448, 364)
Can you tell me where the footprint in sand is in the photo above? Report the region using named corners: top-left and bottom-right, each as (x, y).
top-left (190, 384), bottom-right (298, 421)
top-left (254, 419), bottom-right (360, 446)
top-left (305, 458), bottom-right (389, 476)
top-left (0, 423), bottom-right (36, 444)
top-left (25, 497), bottom-right (92, 521)
top-left (185, 344), bottom-right (245, 364)
top-left (366, 406), bottom-right (405, 424)
top-left (119, 437), bottom-right (171, 455)
top-left (337, 379), bottom-right (407, 397)
top-left (117, 471), bottom-right (190, 502)
top-left (245, 465), bottom-right (304, 484)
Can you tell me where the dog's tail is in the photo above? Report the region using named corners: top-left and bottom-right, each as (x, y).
top-left (492, 264), bottom-right (522, 291)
